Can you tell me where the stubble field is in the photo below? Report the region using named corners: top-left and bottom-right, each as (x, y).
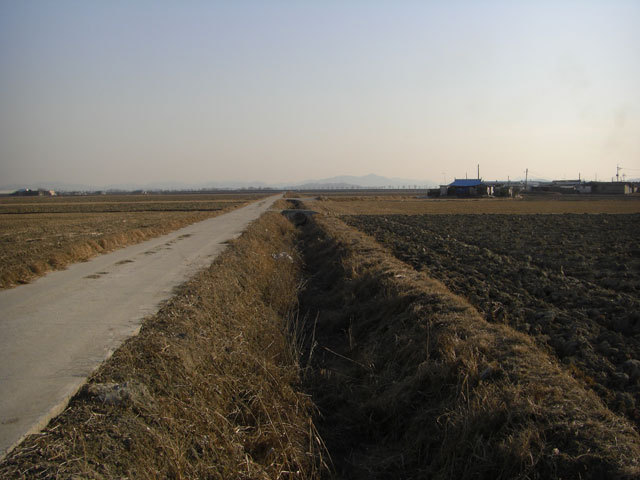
top-left (0, 194), bottom-right (264, 288)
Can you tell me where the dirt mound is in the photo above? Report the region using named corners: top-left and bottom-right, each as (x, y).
top-left (297, 214), bottom-right (640, 479)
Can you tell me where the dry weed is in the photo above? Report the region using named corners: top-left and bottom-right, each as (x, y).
top-left (297, 213), bottom-right (640, 479)
top-left (0, 197), bottom-right (253, 288)
top-left (0, 212), bottom-right (326, 479)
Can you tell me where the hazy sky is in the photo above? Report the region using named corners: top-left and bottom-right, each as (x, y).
top-left (1, 0), bottom-right (639, 187)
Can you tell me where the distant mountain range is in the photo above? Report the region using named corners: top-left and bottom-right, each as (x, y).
top-left (1, 174), bottom-right (437, 193)
top-left (284, 174), bottom-right (434, 189)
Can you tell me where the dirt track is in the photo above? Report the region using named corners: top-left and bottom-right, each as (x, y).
top-left (0, 194), bottom-right (280, 458)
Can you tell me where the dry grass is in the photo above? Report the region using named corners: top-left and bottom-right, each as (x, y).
top-left (343, 213), bottom-right (640, 427)
top-left (0, 195), bottom-right (258, 288)
top-left (271, 198), bottom-right (294, 210)
top-left (297, 213), bottom-right (640, 479)
top-left (0, 212), bottom-right (325, 479)
top-left (0, 194), bottom-right (264, 213)
top-left (4, 196), bottom-right (639, 479)
top-left (308, 195), bottom-right (640, 215)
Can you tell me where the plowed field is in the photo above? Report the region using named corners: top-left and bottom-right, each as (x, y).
top-left (345, 214), bottom-right (640, 426)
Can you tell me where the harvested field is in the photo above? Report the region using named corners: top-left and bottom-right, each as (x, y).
top-left (0, 194), bottom-right (261, 288)
top-left (4, 200), bottom-right (640, 479)
top-left (0, 212), bottom-right (325, 479)
top-left (309, 195), bottom-right (640, 215)
top-left (343, 213), bottom-right (640, 428)
top-left (0, 194), bottom-right (261, 214)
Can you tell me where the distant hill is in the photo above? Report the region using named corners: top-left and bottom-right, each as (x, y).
top-left (286, 174), bottom-right (435, 189)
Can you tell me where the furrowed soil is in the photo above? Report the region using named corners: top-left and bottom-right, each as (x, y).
top-left (0, 194), bottom-right (262, 288)
top-left (343, 213), bottom-right (640, 429)
top-left (295, 213), bottom-right (640, 479)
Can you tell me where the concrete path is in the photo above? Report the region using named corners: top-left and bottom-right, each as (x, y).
top-left (0, 194), bottom-right (281, 458)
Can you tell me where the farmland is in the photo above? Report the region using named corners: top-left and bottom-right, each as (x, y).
top-left (0, 194), bottom-right (265, 288)
top-left (310, 194), bottom-right (640, 215)
top-left (295, 211), bottom-right (640, 478)
top-left (343, 212), bottom-right (640, 427)
top-left (3, 195), bottom-right (640, 479)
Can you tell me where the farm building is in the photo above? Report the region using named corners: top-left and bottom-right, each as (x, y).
top-left (445, 179), bottom-right (493, 197)
top-left (590, 182), bottom-right (634, 195)
top-left (531, 180), bottom-right (584, 195)
top-left (484, 181), bottom-right (526, 197)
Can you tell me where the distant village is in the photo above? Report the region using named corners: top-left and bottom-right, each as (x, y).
top-left (3, 171), bottom-right (639, 199)
top-left (7, 188), bottom-right (57, 197)
top-left (432, 178), bottom-right (639, 198)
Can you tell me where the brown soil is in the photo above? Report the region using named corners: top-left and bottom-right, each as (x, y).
top-left (308, 195), bottom-right (640, 215)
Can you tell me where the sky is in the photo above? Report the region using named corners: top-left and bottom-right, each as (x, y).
top-left (1, 0), bottom-right (639, 187)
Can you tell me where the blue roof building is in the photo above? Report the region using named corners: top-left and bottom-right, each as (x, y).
top-left (449, 179), bottom-right (485, 188)
top-left (446, 179), bottom-right (492, 197)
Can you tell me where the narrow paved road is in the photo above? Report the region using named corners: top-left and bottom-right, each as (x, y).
top-left (0, 194), bottom-right (281, 458)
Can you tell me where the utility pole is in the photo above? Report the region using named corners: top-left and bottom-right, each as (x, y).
top-left (477, 164), bottom-right (480, 180)
top-left (525, 168), bottom-right (528, 189)
top-left (616, 164), bottom-right (621, 182)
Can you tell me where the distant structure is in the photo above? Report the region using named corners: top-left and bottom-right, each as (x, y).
top-left (531, 180), bottom-right (637, 195)
top-left (484, 180), bottom-right (526, 197)
top-left (442, 179), bottom-right (493, 197)
top-left (428, 173), bottom-right (639, 198)
top-left (590, 182), bottom-right (635, 195)
top-left (11, 188), bottom-right (56, 197)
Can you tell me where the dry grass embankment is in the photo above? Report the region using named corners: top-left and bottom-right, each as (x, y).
top-left (271, 198), bottom-right (295, 210)
top-left (0, 196), bottom-right (257, 289)
top-left (343, 213), bottom-right (640, 428)
top-left (0, 212), bottom-right (325, 479)
top-left (297, 213), bottom-right (640, 479)
top-left (308, 195), bottom-right (640, 215)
